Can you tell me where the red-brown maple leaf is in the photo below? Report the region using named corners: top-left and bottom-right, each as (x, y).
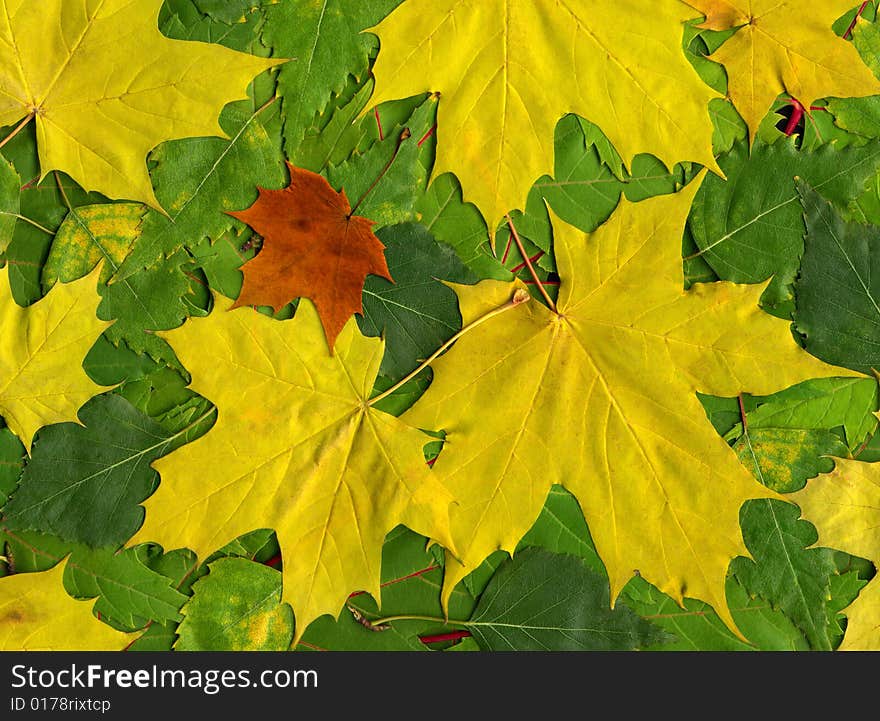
top-left (228, 163), bottom-right (392, 350)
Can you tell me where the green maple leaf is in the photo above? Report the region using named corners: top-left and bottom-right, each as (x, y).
top-left (43, 203), bottom-right (201, 366)
top-left (1, 529), bottom-right (193, 632)
top-left (112, 99), bottom-right (287, 282)
top-left (263, 0), bottom-right (404, 159)
top-left (325, 95), bottom-right (437, 229)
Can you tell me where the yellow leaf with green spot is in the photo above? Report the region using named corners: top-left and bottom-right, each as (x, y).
top-left (43, 203), bottom-right (146, 286)
top-left (175, 558), bottom-right (293, 651)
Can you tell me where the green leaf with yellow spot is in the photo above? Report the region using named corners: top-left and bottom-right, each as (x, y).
top-left (44, 204), bottom-right (145, 286)
top-left (175, 557), bottom-right (294, 651)
top-left (734, 428), bottom-right (848, 493)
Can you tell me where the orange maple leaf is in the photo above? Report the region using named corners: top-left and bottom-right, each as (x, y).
top-left (228, 163), bottom-right (392, 351)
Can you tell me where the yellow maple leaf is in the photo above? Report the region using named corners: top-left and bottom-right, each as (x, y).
top-left (0, 562), bottom-right (129, 650)
top-left (791, 456), bottom-right (880, 650)
top-left (0, 267), bottom-right (110, 451)
top-left (403, 177), bottom-right (859, 633)
top-left (685, 0), bottom-right (880, 135)
top-left (367, 0), bottom-right (719, 238)
top-left (0, 0), bottom-right (282, 209)
top-left (130, 297), bottom-right (454, 640)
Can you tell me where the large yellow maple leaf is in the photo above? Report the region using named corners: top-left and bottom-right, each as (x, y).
top-left (404, 179), bottom-right (859, 632)
top-left (367, 0), bottom-right (719, 237)
top-left (0, 267), bottom-right (109, 451)
top-left (131, 298), bottom-right (454, 639)
top-left (0, 562), bottom-right (129, 650)
top-left (792, 457), bottom-right (880, 650)
top-left (0, 0), bottom-right (281, 209)
top-left (685, 1), bottom-right (880, 135)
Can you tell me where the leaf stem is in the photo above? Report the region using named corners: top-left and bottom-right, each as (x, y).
top-left (54, 170), bottom-right (73, 209)
top-left (0, 212), bottom-right (54, 236)
top-left (844, 1), bottom-right (870, 40)
top-left (783, 98), bottom-right (805, 138)
top-left (367, 288), bottom-right (531, 407)
top-left (737, 392), bottom-right (767, 486)
top-left (505, 214), bottom-right (557, 312)
top-left (737, 393), bottom-right (749, 433)
top-left (367, 613), bottom-right (471, 627)
top-left (0, 112), bottom-right (35, 153)
top-left (254, 94), bottom-right (279, 116)
top-left (418, 629), bottom-right (473, 644)
top-left (348, 127), bottom-right (411, 218)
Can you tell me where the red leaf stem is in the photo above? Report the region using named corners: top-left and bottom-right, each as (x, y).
top-left (510, 250), bottom-right (545, 274)
top-left (374, 107), bottom-right (385, 141)
top-left (844, 2), bottom-right (870, 40)
top-left (418, 630), bottom-right (473, 644)
top-left (417, 124), bottom-right (437, 147)
top-left (784, 98), bottom-right (805, 137)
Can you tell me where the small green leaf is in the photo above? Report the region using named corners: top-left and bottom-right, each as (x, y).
top-left (466, 548), bottom-right (664, 651)
top-left (734, 427), bottom-right (847, 493)
top-left (733, 499), bottom-right (840, 650)
top-left (176, 557), bottom-right (293, 651)
top-left (264, 0), bottom-right (403, 159)
top-left (416, 173), bottom-right (507, 281)
top-left (688, 139), bottom-right (880, 316)
top-left (795, 181), bottom-right (880, 374)
top-left (358, 222), bottom-right (476, 382)
top-left (3, 394), bottom-right (213, 548)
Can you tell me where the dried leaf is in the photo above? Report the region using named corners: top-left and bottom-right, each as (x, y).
top-left (229, 164), bottom-right (391, 351)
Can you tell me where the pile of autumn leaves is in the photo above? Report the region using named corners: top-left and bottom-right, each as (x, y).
top-left (3, 0), bottom-right (880, 651)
